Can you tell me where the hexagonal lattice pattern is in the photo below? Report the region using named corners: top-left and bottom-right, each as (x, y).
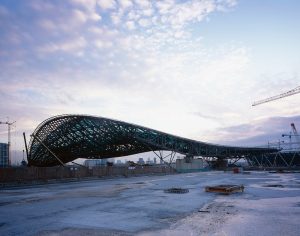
top-left (28, 115), bottom-right (277, 167)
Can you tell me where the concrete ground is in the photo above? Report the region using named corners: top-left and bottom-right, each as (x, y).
top-left (0, 171), bottom-right (300, 236)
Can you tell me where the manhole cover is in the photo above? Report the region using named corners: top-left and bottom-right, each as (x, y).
top-left (164, 188), bottom-right (189, 194)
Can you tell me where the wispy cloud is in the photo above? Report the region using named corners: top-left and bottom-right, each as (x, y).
top-left (0, 0), bottom-right (300, 163)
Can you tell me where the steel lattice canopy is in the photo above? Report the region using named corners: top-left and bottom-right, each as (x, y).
top-left (28, 115), bottom-right (278, 167)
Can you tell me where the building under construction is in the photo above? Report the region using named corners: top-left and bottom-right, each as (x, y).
top-left (27, 114), bottom-right (277, 167)
top-left (247, 152), bottom-right (300, 168)
top-left (0, 143), bottom-right (8, 167)
top-left (250, 86), bottom-right (300, 168)
top-left (245, 122), bottom-right (300, 168)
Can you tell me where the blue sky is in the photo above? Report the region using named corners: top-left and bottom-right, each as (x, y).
top-left (0, 0), bottom-right (300, 163)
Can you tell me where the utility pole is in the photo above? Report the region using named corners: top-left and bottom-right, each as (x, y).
top-left (0, 120), bottom-right (16, 166)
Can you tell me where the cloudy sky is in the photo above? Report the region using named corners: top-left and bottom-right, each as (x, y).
top-left (0, 0), bottom-right (300, 163)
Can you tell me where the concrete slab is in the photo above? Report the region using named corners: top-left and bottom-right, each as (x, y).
top-left (0, 171), bottom-right (299, 235)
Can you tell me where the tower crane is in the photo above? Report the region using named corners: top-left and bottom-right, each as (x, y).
top-left (281, 123), bottom-right (300, 151)
top-left (0, 120), bottom-right (16, 166)
top-left (252, 86), bottom-right (300, 106)
top-left (291, 123), bottom-right (300, 150)
top-left (291, 123), bottom-right (299, 136)
top-left (281, 132), bottom-right (293, 151)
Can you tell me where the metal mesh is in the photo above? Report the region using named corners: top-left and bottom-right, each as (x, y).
top-left (28, 115), bottom-right (278, 167)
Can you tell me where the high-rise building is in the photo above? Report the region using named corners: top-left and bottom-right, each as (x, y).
top-left (137, 158), bottom-right (145, 165)
top-left (146, 157), bottom-right (154, 164)
top-left (0, 143), bottom-right (8, 167)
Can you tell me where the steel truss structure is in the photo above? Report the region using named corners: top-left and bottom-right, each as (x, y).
top-left (246, 152), bottom-right (300, 168)
top-left (28, 115), bottom-right (278, 167)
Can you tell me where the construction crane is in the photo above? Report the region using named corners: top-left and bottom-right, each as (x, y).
top-left (252, 86), bottom-right (300, 106)
top-left (291, 123), bottom-right (300, 150)
top-left (0, 120), bottom-right (16, 166)
top-left (281, 132), bottom-right (293, 150)
top-left (281, 123), bottom-right (300, 151)
top-left (291, 123), bottom-right (299, 136)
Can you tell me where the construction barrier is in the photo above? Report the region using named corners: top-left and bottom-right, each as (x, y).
top-left (0, 165), bottom-right (175, 184)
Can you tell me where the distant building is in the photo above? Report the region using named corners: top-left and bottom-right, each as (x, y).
top-left (0, 143), bottom-right (8, 167)
top-left (100, 159), bottom-right (107, 165)
top-left (83, 158), bottom-right (116, 167)
top-left (137, 158), bottom-right (145, 165)
top-left (84, 159), bottom-right (104, 167)
top-left (176, 158), bottom-right (204, 173)
top-left (146, 157), bottom-right (154, 164)
top-left (116, 160), bottom-right (122, 165)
